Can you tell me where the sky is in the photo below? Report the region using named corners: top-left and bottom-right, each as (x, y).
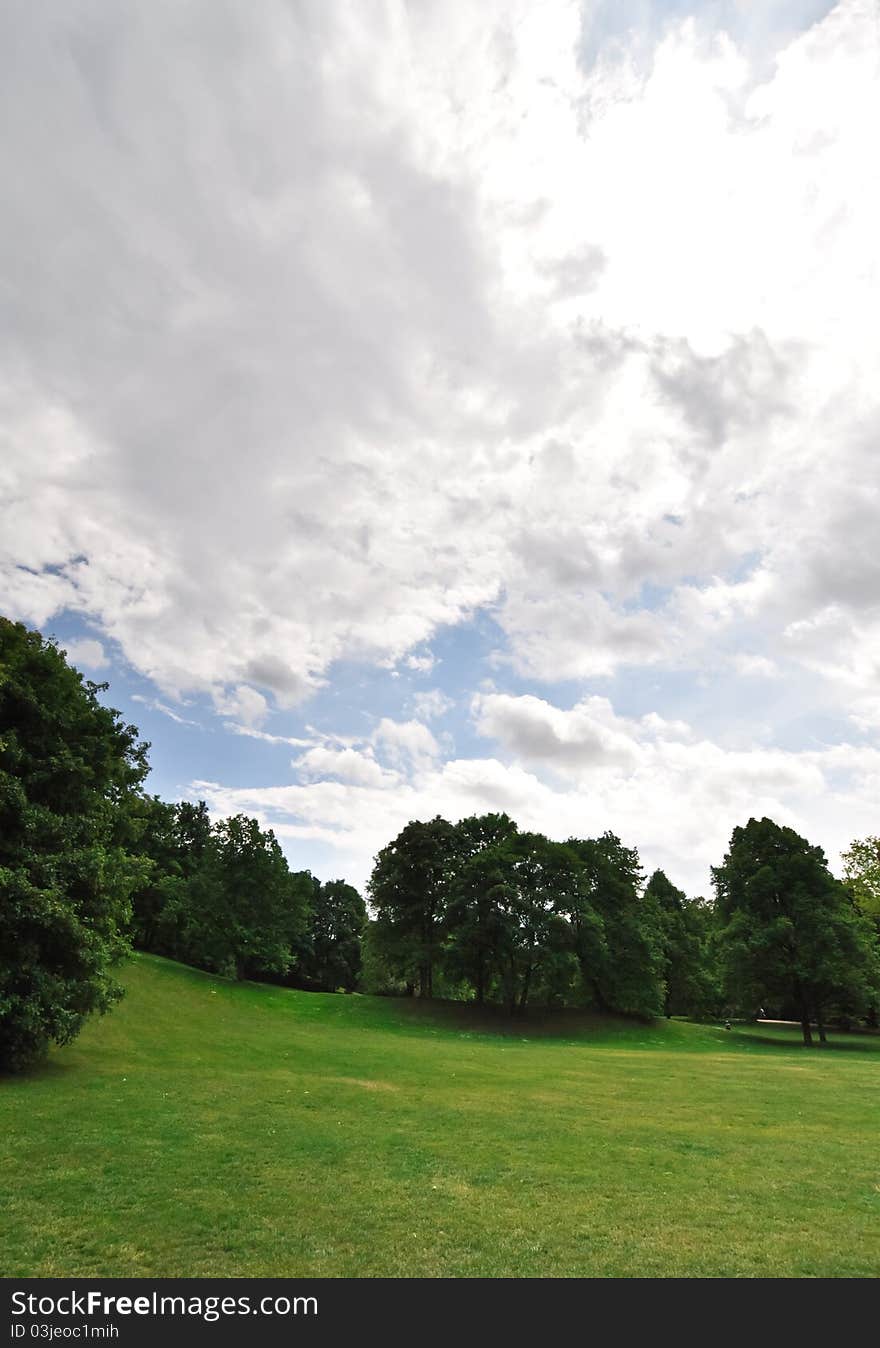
top-left (2, 0), bottom-right (879, 897)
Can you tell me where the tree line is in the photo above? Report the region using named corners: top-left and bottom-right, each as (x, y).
top-left (2, 615), bottom-right (879, 1070)
top-left (366, 813), bottom-right (880, 1043)
top-left (365, 815), bottom-right (712, 1017)
top-left (128, 795), bottom-right (366, 992)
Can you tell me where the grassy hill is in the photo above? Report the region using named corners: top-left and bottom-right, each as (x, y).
top-left (2, 953), bottom-right (879, 1278)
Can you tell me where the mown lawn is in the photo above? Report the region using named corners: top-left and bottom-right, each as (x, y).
top-left (2, 953), bottom-right (879, 1277)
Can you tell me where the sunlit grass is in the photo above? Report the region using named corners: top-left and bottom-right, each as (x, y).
top-left (2, 953), bottom-right (879, 1277)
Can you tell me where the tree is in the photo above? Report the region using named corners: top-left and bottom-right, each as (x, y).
top-left (713, 817), bottom-right (880, 1045)
top-left (368, 816), bottom-right (459, 997)
top-left (445, 844), bottom-right (514, 1005)
top-left (128, 795), bottom-right (188, 955)
top-left (566, 833), bottom-right (664, 1017)
top-left (502, 833), bottom-right (578, 1012)
top-left (842, 834), bottom-right (880, 1026)
top-left (0, 619), bottom-right (148, 1070)
top-left (140, 809), bottom-right (309, 980)
top-left (646, 870), bottom-right (720, 1018)
top-left (444, 814), bottom-right (519, 1004)
top-left (197, 814), bottom-right (308, 980)
top-left (841, 835), bottom-right (880, 929)
top-left (358, 920), bottom-right (410, 996)
top-left (300, 879), bottom-right (367, 991)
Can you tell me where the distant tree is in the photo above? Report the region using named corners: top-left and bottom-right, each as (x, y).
top-left (445, 844), bottom-right (513, 1005)
top-left (507, 833), bottom-right (581, 1011)
top-left (0, 618), bottom-right (148, 1071)
top-left (156, 812), bottom-right (309, 981)
top-left (444, 814), bottom-right (519, 1004)
top-left (446, 826), bottom-right (583, 1011)
top-left (130, 799), bottom-right (217, 961)
top-left (842, 834), bottom-right (880, 1026)
top-left (841, 835), bottom-right (880, 929)
top-left (646, 870), bottom-right (720, 1018)
top-left (566, 833), bottom-right (664, 1017)
top-left (713, 817), bottom-right (880, 1044)
top-left (300, 879), bottom-right (367, 991)
top-left (174, 799), bottom-right (214, 867)
top-left (128, 795), bottom-right (187, 954)
top-left (211, 814), bottom-right (309, 980)
top-left (551, 844), bottom-right (606, 1007)
top-left (454, 812), bottom-right (520, 856)
top-left (358, 920), bottom-right (411, 996)
top-left (369, 816), bottom-right (459, 997)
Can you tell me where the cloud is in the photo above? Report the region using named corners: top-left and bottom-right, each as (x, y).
top-left (215, 685), bottom-right (269, 729)
top-left (132, 694), bottom-right (200, 727)
top-left (733, 653), bottom-right (780, 679)
top-left (190, 690), bottom-right (880, 898)
top-left (412, 688), bottom-right (455, 721)
top-left (224, 724), bottom-right (315, 748)
top-left (0, 1), bottom-right (876, 713)
top-left (473, 692), bottom-right (695, 772)
top-left (293, 745), bottom-right (398, 789)
top-left (371, 717), bottom-right (442, 769)
top-left (2, 1), bottom-right (879, 903)
top-left (404, 653), bottom-right (436, 674)
top-left (62, 637), bottom-right (108, 670)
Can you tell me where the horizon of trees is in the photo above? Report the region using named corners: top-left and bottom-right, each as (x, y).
top-left (365, 816), bottom-right (718, 1019)
top-left (127, 794), bottom-right (367, 992)
top-left (3, 614), bottom-right (879, 1069)
top-left (367, 813), bottom-right (880, 1042)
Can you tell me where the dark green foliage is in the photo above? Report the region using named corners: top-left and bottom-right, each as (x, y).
top-left (443, 813), bottom-right (520, 1004)
top-left (299, 878), bottom-right (367, 991)
top-left (368, 816), bottom-right (459, 997)
top-left (493, 832), bottom-right (579, 1013)
top-left (0, 618), bottom-right (149, 1070)
top-left (646, 869), bottom-right (721, 1018)
top-left (131, 805), bottom-right (310, 981)
top-left (714, 817), bottom-right (880, 1044)
top-left (445, 840), bottom-right (516, 1005)
top-left (566, 833), bottom-right (664, 1017)
top-left (358, 919), bottom-right (411, 996)
top-left (127, 796), bottom-right (190, 954)
top-left (373, 813), bottom-right (664, 1017)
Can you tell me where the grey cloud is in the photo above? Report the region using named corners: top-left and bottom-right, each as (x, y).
top-left (0, 1), bottom-right (519, 695)
top-left (0, 0), bottom-right (877, 724)
top-left (651, 330), bottom-right (794, 450)
top-left (244, 656), bottom-right (315, 703)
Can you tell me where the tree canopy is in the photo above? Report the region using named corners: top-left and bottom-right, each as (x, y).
top-left (713, 817), bottom-right (880, 1044)
top-left (369, 815), bottom-right (666, 1016)
top-left (646, 869), bottom-right (720, 1019)
top-left (0, 619), bottom-right (148, 1070)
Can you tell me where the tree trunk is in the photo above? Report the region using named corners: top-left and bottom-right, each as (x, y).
top-left (475, 961), bottom-right (485, 1006)
top-left (518, 965), bottom-right (532, 1013)
top-left (816, 1007), bottom-right (827, 1044)
top-left (794, 980), bottom-right (813, 1046)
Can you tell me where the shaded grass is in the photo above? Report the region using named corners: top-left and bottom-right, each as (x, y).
top-left (2, 953), bottom-right (879, 1277)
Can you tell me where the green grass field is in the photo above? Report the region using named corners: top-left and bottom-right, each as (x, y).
top-left (3, 953), bottom-right (879, 1278)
